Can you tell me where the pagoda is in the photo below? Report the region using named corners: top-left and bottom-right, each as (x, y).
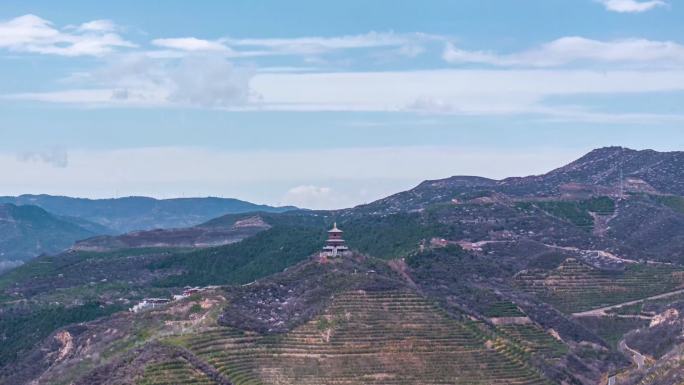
top-left (321, 222), bottom-right (350, 257)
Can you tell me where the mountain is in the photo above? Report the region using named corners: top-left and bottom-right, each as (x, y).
top-left (0, 195), bottom-right (296, 234)
top-left (72, 214), bottom-right (273, 251)
top-left (0, 204), bottom-right (97, 271)
top-left (356, 147), bottom-right (684, 215)
top-left (501, 147), bottom-right (684, 197)
top-left (1, 254), bottom-right (591, 385)
top-left (1, 147), bottom-right (683, 385)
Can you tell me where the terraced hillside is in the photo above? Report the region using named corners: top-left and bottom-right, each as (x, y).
top-left (176, 290), bottom-right (551, 385)
top-left (138, 358), bottom-right (215, 385)
top-left (515, 259), bottom-right (684, 313)
top-left (497, 324), bottom-right (567, 358)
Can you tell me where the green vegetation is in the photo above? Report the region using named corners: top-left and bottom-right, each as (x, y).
top-left (483, 301), bottom-right (525, 318)
top-left (516, 197), bottom-right (615, 231)
top-left (0, 203), bottom-right (96, 262)
top-left (406, 244), bottom-right (513, 278)
top-left (607, 302), bottom-right (643, 316)
top-left (150, 212), bottom-right (446, 287)
top-left (516, 259), bottom-right (684, 313)
top-left (406, 244), bottom-right (464, 268)
top-left (151, 226), bottom-right (326, 287)
top-left (498, 324), bottom-right (568, 357)
top-left (577, 316), bottom-right (649, 349)
top-left (526, 253), bottom-right (568, 270)
top-left (0, 248), bottom-right (180, 290)
top-left (188, 303), bottom-right (203, 314)
top-left (656, 195), bottom-right (684, 214)
top-left (138, 358), bottom-right (214, 385)
top-left (343, 213), bottom-right (442, 259)
top-left (0, 302), bottom-right (124, 366)
top-left (175, 290), bottom-right (551, 385)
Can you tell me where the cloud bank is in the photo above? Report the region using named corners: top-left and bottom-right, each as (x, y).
top-left (0, 14), bottom-right (134, 56)
top-left (443, 37), bottom-right (684, 68)
top-left (597, 0), bottom-right (667, 13)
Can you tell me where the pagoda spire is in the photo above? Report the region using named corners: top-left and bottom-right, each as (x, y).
top-left (321, 222), bottom-right (349, 257)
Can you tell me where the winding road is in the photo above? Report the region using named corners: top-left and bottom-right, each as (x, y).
top-left (572, 288), bottom-right (684, 317)
top-left (619, 340), bottom-right (646, 370)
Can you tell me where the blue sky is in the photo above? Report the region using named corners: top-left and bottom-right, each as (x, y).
top-left (1, 0), bottom-right (683, 208)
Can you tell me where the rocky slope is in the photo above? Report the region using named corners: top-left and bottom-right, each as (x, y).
top-left (355, 147), bottom-right (683, 214)
top-left (0, 255), bottom-right (571, 385)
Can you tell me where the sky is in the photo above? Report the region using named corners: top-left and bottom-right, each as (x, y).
top-left (1, 0), bottom-right (683, 209)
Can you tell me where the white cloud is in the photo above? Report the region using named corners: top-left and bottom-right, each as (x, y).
top-left (223, 32), bottom-right (435, 55)
top-left (443, 37), bottom-right (684, 68)
top-left (597, 0), bottom-right (667, 13)
top-left (0, 260), bottom-right (24, 273)
top-left (0, 14), bottom-right (135, 56)
top-left (8, 53), bottom-right (253, 108)
top-left (16, 147), bottom-right (69, 168)
top-left (281, 185), bottom-right (343, 209)
top-left (76, 19), bottom-right (117, 32)
top-left (166, 55), bottom-right (252, 107)
top-left (248, 69), bottom-right (684, 115)
top-left (147, 32), bottom-right (441, 59)
top-left (152, 37), bottom-right (230, 52)
top-left (7, 69), bottom-right (684, 122)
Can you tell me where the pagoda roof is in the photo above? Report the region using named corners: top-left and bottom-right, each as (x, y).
top-left (328, 222), bottom-right (343, 233)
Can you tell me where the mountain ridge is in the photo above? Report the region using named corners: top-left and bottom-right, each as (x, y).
top-left (0, 203), bottom-right (96, 270)
top-left (0, 194), bottom-right (297, 234)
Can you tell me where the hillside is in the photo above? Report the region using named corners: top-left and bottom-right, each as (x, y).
top-left (0, 195), bottom-right (296, 234)
top-left (73, 215), bottom-right (272, 251)
top-left (0, 147), bottom-right (683, 385)
top-left (497, 147), bottom-right (683, 197)
top-left (0, 255), bottom-right (561, 385)
top-left (0, 204), bottom-right (97, 271)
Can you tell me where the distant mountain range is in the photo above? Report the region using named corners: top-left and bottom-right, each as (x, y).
top-left (0, 195), bottom-right (296, 234)
top-left (72, 214), bottom-right (273, 251)
top-left (0, 196), bottom-right (295, 269)
top-left (0, 204), bottom-right (96, 270)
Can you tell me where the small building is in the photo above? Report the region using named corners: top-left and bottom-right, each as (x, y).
top-left (321, 222), bottom-right (351, 257)
top-left (183, 286), bottom-right (202, 296)
top-left (129, 297), bottom-right (170, 313)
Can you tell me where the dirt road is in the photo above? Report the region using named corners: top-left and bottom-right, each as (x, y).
top-left (572, 288), bottom-right (684, 317)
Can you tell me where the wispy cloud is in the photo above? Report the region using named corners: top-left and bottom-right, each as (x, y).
top-left (443, 37), bottom-right (684, 68)
top-left (0, 14), bottom-right (135, 56)
top-left (75, 19), bottom-right (118, 33)
top-left (281, 185), bottom-right (343, 209)
top-left (16, 147), bottom-right (69, 168)
top-left (8, 53), bottom-right (253, 108)
top-left (223, 32), bottom-right (434, 55)
top-left (151, 37), bottom-right (231, 52)
top-left (596, 0), bottom-right (668, 13)
top-left (8, 69), bottom-right (684, 124)
top-left (147, 32), bottom-right (442, 59)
